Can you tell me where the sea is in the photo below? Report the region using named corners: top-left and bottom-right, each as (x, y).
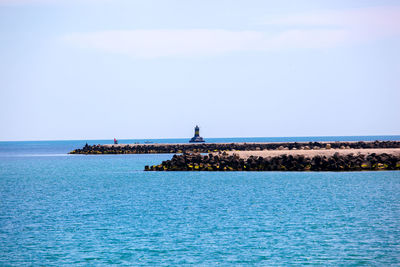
top-left (1, 136), bottom-right (399, 265)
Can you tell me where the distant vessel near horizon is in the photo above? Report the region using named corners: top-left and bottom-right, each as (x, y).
top-left (189, 125), bottom-right (205, 143)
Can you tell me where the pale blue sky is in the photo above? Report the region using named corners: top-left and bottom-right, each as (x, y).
top-left (0, 0), bottom-right (399, 141)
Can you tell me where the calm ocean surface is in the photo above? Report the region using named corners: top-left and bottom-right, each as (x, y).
top-left (1, 136), bottom-right (399, 265)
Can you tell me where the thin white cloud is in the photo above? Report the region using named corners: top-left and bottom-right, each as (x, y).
top-left (62, 29), bottom-right (350, 59)
top-left (63, 30), bottom-right (265, 58)
top-left (62, 6), bottom-right (400, 58)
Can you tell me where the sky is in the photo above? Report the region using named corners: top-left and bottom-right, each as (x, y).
top-left (0, 0), bottom-right (399, 141)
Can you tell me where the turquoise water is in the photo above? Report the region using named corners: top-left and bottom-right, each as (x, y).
top-left (1, 137), bottom-right (400, 265)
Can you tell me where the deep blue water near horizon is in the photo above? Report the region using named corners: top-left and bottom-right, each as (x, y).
top-left (1, 137), bottom-right (400, 265)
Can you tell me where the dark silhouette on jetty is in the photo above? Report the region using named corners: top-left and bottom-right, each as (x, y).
top-left (189, 125), bottom-right (205, 143)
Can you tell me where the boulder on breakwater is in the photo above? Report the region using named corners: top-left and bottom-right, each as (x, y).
top-left (145, 152), bottom-right (400, 171)
top-left (70, 141), bottom-right (400, 155)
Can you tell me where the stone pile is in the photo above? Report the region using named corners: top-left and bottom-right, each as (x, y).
top-left (145, 152), bottom-right (400, 171)
top-left (70, 141), bottom-right (400, 154)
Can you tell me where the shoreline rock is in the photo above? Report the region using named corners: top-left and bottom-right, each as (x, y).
top-left (69, 141), bottom-right (400, 155)
top-left (145, 152), bottom-right (400, 172)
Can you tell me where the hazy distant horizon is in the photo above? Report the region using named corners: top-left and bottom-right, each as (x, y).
top-left (2, 134), bottom-right (400, 142)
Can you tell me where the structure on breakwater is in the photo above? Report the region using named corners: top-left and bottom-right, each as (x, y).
top-left (189, 125), bottom-right (205, 143)
top-left (69, 141), bottom-right (400, 155)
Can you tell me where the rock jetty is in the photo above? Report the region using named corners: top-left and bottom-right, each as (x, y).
top-left (145, 152), bottom-right (400, 171)
top-left (69, 141), bottom-right (400, 154)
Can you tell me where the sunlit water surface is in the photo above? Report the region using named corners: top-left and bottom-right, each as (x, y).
top-left (0, 137), bottom-right (399, 265)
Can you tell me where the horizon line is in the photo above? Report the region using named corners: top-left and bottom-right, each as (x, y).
top-left (1, 134), bottom-right (400, 142)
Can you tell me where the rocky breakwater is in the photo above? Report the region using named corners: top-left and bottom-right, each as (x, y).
top-left (145, 152), bottom-right (400, 171)
top-left (70, 141), bottom-right (400, 154)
